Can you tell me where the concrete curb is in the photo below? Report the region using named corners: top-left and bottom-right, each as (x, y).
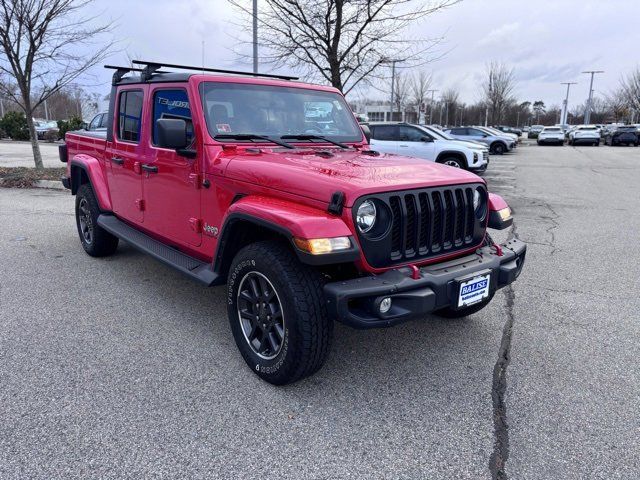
top-left (34, 180), bottom-right (66, 190)
top-left (0, 178), bottom-right (66, 191)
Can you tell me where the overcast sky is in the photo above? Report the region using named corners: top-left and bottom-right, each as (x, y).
top-left (90, 0), bottom-right (638, 107)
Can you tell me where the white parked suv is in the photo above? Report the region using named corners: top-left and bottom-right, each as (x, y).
top-left (369, 123), bottom-right (489, 172)
top-left (568, 125), bottom-right (600, 146)
top-left (537, 126), bottom-right (565, 146)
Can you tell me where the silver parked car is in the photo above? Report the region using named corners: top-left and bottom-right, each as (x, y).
top-left (444, 126), bottom-right (515, 155)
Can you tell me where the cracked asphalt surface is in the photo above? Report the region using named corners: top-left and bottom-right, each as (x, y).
top-left (1, 143), bottom-right (639, 479)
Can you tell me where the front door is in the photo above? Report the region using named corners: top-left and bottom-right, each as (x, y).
top-left (141, 86), bottom-right (201, 247)
top-left (398, 125), bottom-right (436, 160)
top-left (106, 88), bottom-right (146, 223)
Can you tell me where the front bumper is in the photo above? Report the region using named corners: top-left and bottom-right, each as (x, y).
top-left (324, 239), bottom-right (526, 329)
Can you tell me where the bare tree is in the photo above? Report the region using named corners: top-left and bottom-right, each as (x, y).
top-left (0, 1), bottom-right (112, 169)
top-left (440, 88), bottom-right (458, 126)
top-left (231, 0), bottom-right (459, 95)
top-left (393, 72), bottom-right (409, 120)
top-left (409, 70), bottom-right (432, 122)
top-left (620, 66), bottom-right (640, 114)
top-left (482, 61), bottom-right (516, 125)
top-left (606, 89), bottom-right (630, 122)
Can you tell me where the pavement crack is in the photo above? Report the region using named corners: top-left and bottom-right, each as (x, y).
top-left (539, 201), bottom-right (560, 256)
top-left (489, 283), bottom-right (516, 480)
top-left (489, 221), bottom-right (519, 480)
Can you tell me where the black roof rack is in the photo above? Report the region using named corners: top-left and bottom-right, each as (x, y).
top-left (104, 64), bottom-right (170, 85)
top-left (131, 60), bottom-right (299, 81)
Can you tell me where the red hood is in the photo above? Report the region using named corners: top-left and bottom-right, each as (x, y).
top-left (220, 148), bottom-right (482, 207)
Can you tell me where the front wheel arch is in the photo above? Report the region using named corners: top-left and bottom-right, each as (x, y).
top-left (436, 151), bottom-right (468, 170)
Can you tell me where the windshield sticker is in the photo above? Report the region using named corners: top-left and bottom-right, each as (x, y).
top-left (216, 124), bottom-right (231, 133)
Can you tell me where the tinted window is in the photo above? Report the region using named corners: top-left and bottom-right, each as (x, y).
top-left (118, 90), bottom-right (143, 142)
top-left (399, 126), bottom-right (428, 141)
top-left (467, 128), bottom-right (486, 136)
top-left (371, 125), bottom-right (399, 141)
top-left (99, 113), bottom-right (108, 128)
top-left (152, 89), bottom-right (193, 145)
top-left (449, 128), bottom-right (466, 135)
top-left (88, 114), bottom-right (101, 130)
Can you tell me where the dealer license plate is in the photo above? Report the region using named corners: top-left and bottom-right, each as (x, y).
top-left (458, 274), bottom-right (491, 307)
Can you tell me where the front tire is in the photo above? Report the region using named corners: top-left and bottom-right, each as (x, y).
top-left (75, 183), bottom-right (118, 257)
top-left (227, 241), bottom-right (332, 385)
top-left (439, 156), bottom-right (466, 169)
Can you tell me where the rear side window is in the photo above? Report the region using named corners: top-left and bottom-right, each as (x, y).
top-left (152, 89), bottom-right (193, 145)
top-left (371, 125), bottom-right (399, 141)
top-left (450, 128), bottom-right (466, 135)
top-left (117, 90), bottom-right (144, 142)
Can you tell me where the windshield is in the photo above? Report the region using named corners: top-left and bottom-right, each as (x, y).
top-left (200, 82), bottom-right (362, 143)
top-left (421, 125), bottom-right (454, 140)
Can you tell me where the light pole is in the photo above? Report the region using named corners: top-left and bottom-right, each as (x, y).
top-left (426, 89), bottom-right (438, 124)
top-left (252, 0), bottom-right (258, 73)
top-left (582, 70), bottom-right (603, 124)
top-left (383, 58), bottom-right (403, 121)
top-left (560, 82), bottom-right (577, 125)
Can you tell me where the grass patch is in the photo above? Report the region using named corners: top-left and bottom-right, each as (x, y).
top-left (0, 167), bottom-right (66, 188)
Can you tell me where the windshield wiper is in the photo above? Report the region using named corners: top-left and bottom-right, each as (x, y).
top-left (280, 134), bottom-right (350, 149)
top-left (214, 134), bottom-right (294, 149)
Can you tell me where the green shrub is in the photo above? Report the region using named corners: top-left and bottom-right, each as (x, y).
top-left (0, 111), bottom-right (30, 140)
top-left (57, 116), bottom-right (85, 140)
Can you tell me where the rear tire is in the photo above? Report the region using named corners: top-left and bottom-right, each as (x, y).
top-left (227, 241), bottom-right (332, 385)
top-left (75, 183), bottom-right (119, 257)
top-left (491, 142), bottom-right (506, 155)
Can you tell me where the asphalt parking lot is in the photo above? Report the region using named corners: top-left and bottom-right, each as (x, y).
top-left (1, 143), bottom-right (639, 479)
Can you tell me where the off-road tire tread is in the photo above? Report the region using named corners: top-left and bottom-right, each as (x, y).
top-left (229, 241), bottom-right (332, 384)
top-left (76, 183), bottom-right (118, 257)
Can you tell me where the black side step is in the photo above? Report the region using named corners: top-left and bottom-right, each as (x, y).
top-left (97, 215), bottom-right (220, 286)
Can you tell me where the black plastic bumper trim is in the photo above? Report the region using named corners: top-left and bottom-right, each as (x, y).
top-left (324, 238), bottom-right (526, 329)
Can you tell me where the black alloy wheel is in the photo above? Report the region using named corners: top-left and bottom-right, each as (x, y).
top-left (78, 197), bottom-right (93, 246)
top-left (237, 271), bottom-right (285, 360)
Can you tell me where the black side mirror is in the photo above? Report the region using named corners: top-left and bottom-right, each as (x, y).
top-left (421, 136), bottom-right (433, 142)
top-left (360, 124), bottom-right (371, 143)
top-left (157, 118), bottom-right (188, 149)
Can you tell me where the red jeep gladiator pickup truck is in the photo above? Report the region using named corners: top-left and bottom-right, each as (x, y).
top-left (60, 61), bottom-right (526, 385)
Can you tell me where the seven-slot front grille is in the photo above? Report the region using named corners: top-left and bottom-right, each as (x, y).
top-left (354, 184), bottom-right (486, 268)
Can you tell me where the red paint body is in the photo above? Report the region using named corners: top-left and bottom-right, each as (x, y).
top-left (65, 75), bottom-right (511, 273)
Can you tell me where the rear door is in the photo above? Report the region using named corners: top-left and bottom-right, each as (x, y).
top-left (140, 85), bottom-right (202, 247)
top-left (369, 125), bottom-right (400, 154)
top-left (106, 88), bottom-right (147, 223)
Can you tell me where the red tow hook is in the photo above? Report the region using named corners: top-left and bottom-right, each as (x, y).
top-left (409, 265), bottom-right (420, 280)
top-left (493, 244), bottom-right (504, 257)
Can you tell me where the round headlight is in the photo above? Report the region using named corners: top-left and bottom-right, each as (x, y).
top-left (473, 189), bottom-right (481, 211)
top-left (356, 200), bottom-right (377, 233)
top-left (474, 187), bottom-right (487, 220)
